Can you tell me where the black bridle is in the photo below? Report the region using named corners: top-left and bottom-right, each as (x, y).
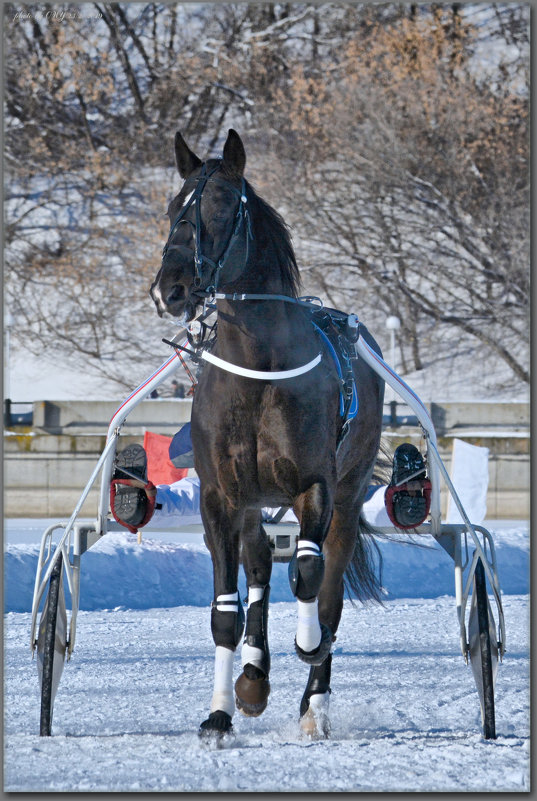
top-left (161, 161), bottom-right (252, 297)
top-left (160, 160), bottom-right (324, 312)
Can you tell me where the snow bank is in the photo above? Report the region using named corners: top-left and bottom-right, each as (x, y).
top-left (5, 522), bottom-right (529, 613)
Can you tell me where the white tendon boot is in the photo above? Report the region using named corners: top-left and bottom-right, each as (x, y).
top-left (210, 646), bottom-right (235, 717)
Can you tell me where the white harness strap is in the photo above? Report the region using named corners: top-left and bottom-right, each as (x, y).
top-left (200, 350), bottom-right (322, 380)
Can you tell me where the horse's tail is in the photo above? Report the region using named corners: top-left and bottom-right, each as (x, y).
top-left (343, 439), bottom-right (432, 603)
top-left (344, 515), bottom-right (384, 604)
top-left (343, 441), bottom-right (393, 604)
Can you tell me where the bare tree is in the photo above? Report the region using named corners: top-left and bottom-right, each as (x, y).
top-left (258, 7), bottom-right (529, 385)
top-left (4, 2), bottom-right (529, 395)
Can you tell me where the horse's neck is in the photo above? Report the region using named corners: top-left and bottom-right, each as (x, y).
top-left (216, 262), bottom-right (313, 366)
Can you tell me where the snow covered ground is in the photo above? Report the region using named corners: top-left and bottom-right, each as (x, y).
top-left (4, 518), bottom-right (530, 792)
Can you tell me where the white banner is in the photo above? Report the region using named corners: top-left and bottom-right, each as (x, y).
top-left (446, 438), bottom-right (490, 524)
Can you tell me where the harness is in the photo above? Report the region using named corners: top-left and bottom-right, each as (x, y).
top-left (313, 324), bottom-right (358, 421)
top-left (311, 309), bottom-right (360, 448)
top-left (166, 300), bottom-right (360, 452)
top-left (200, 349), bottom-right (322, 380)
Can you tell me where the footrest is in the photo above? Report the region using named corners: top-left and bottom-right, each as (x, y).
top-left (110, 445), bottom-right (155, 532)
top-left (385, 444), bottom-right (431, 529)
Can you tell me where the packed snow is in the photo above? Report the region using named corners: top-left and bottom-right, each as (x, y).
top-left (4, 518), bottom-right (530, 792)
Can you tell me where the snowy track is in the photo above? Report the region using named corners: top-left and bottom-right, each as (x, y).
top-left (5, 595), bottom-right (529, 792)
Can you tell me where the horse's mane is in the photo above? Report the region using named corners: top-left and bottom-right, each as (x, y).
top-left (244, 179), bottom-right (301, 298)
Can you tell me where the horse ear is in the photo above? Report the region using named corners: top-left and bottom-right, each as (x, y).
top-left (222, 129), bottom-right (246, 176)
top-left (174, 132), bottom-right (201, 178)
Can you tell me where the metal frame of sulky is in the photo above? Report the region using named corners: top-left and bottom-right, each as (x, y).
top-left (29, 323), bottom-right (506, 736)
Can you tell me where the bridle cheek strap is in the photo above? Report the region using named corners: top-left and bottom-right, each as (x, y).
top-left (162, 162), bottom-right (251, 295)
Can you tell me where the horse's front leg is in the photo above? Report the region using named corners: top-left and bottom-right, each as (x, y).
top-left (198, 486), bottom-right (244, 740)
top-left (235, 511), bottom-right (272, 717)
top-left (289, 480), bottom-right (333, 668)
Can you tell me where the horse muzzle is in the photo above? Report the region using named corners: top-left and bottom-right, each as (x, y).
top-left (150, 279), bottom-right (201, 324)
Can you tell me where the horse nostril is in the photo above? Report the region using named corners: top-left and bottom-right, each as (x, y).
top-left (166, 286), bottom-right (185, 305)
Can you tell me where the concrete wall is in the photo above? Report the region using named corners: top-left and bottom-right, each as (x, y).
top-left (4, 400), bottom-right (529, 519)
top-left (32, 398), bottom-right (192, 434)
top-left (5, 398), bottom-right (192, 518)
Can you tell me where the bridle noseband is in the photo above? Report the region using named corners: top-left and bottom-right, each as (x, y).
top-left (161, 161), bottom-right (252, 298)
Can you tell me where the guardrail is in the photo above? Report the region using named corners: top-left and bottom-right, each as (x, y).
top-left (5, 397), bottom-right (530, 436)
top-left (4, 399), bottom-right (33, 427)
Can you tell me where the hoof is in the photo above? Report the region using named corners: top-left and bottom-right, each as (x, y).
top-left (198, 710), bottom-right (233, 741)
top-left (295, 624), bottom-right (332, 666)
top-left (300, 692), bottom-right (331, 739)
top-left (235, 670), bottom-right (270, 717)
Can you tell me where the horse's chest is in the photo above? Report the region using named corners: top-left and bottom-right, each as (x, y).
top-left (192, 385), bottom-right (323, 504)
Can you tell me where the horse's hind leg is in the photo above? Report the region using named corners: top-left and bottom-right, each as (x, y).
top-left (299, 501), bottom-right (363, 739)
top-left (289, 479), bottom-right (334, 667)
top-left (235, 511), bottom-right (272, 717)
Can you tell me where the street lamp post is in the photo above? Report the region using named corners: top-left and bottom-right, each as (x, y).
top-left (4, 311), bottom-right (14, 427)
top-left (385, 315), bottom-right (401, 423)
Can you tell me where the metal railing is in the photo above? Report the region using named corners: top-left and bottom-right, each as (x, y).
top-left (4, 399), bottom-right (33, 427)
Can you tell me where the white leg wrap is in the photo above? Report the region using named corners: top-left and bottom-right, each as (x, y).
top-left (296, 599), bottom-right (322, 653)
top-left (241, 643), bottom-right (265, 670)
top-left (215, 591), bottom-right (240, 614)
top-left (247, 587), bottom-right (265, 603)
top-left (300, 691), bottom-right (331, 738)
top-left (241, 586), bottom-right (266, 669)
top-left (308, 691), bottom-right (330, 716)
top-left (210, 645), bottom-right (235, 716)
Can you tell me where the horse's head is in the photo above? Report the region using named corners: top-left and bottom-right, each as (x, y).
top-left (150, 129), bottom-right (249, 324)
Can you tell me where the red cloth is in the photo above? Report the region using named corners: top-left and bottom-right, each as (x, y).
top-left (143, 431), bottom-right (188, 486)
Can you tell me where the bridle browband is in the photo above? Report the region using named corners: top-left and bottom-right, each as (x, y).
top-left (161, 160), bottom-right (252, 297)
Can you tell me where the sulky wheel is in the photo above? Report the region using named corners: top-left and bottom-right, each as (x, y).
top-left (468, 557), bottom-right (498, 740)
top-left (37, 554), bottom-right (67, 736)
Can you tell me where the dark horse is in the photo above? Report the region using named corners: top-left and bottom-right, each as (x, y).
top-left (151, 130), bottom-right (385, 740)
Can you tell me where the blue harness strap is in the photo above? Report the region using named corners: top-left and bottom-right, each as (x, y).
top-left (313, 323), bottom-right (358, 421)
